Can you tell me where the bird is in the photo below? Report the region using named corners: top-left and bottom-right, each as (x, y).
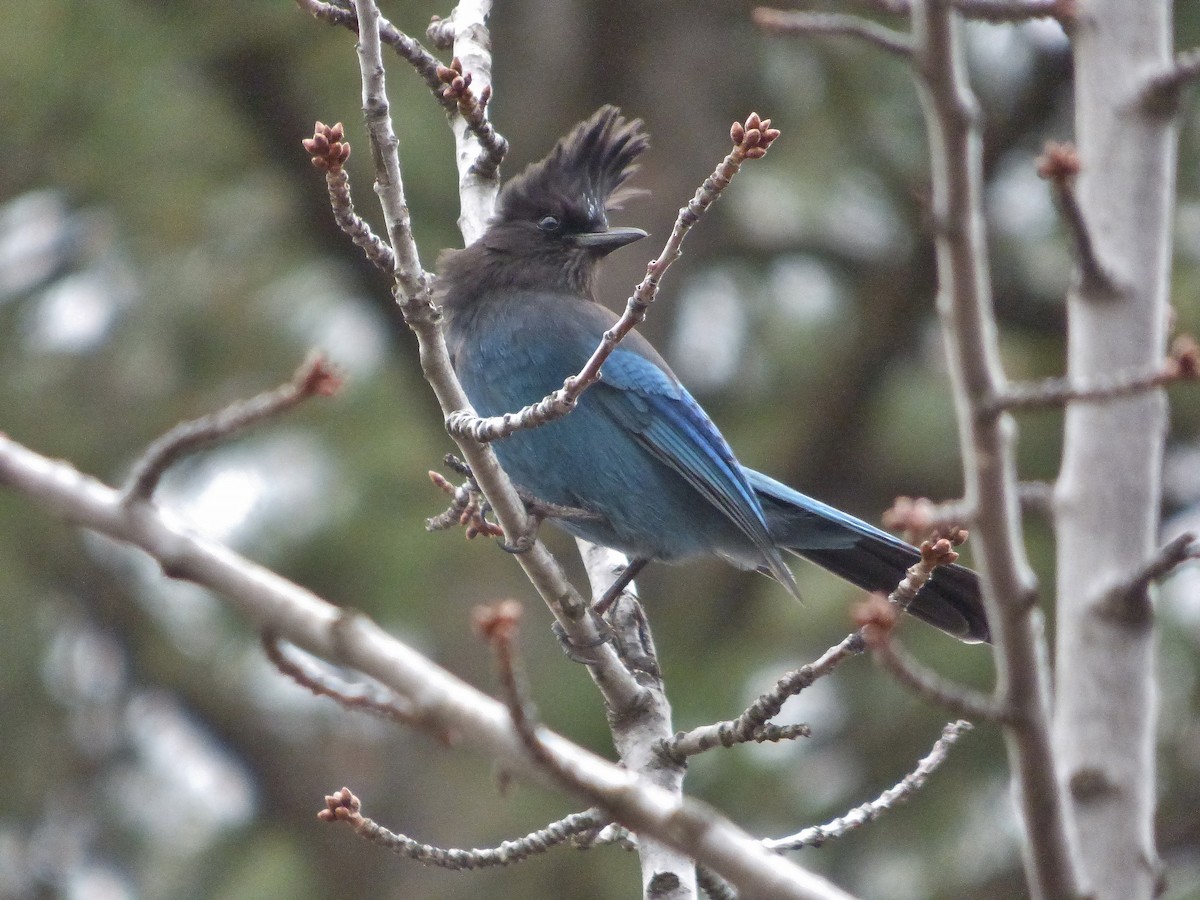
top-left (435, 106), bottom-right (990, 643)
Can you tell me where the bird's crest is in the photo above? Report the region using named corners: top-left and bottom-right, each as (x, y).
top-left (496, 106), bottom-right (649, 227)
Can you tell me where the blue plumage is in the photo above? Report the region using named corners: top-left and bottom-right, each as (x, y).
top-left (437, 107), bottom-right (989, 643)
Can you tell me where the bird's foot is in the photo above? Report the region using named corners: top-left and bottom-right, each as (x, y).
top-left (550, 620), bottom-right (615, 665)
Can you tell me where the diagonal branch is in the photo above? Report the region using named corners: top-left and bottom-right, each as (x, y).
top-left (764, 721), bottom-right (974, 851)
top-left (662, 633), bottom-right (861, 763)
top-left (1140, 47), bottom-right (1200, 116)
top-left (319, 788), bottom-right (609, 869)
top-left (753, 8), bottom-right (913, 59)
top-left (122, 352), bottom-right (341, 503)
top-left (1036, 142), bottom-right (1119, 297)
top-left (0, 433), bottom-right (855, 900)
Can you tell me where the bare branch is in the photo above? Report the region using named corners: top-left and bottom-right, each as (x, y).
top-left (1140, 47), bottom-right (1200, 116)
top-left (1036, 142), bottom-right (1120, 297)
top-left (871, 636), bottom-right (1009, 722)
top-left (294, 0), bottom-right (453, 111)
top-left (764, 721), bottom-right (974, 851)
top-left (663, 632), bottom-right (863, 763)
top-left (910, 0), bottom-right (1085, 892)
top-left (753, 8), bottom-right (913, 59)
top-left (426, 14), bottom-right (455, 49)
top-left (983, 334), bottom-right (1199, 416)
top-left (951, 0), bottom-right (1077, 24)
top-left (0, 434), bottom-right (857, 900)
top-left (319, 787), bottom-right (608, 868)
top-left (303, 122), bottom-right (398, 273)
top-left (122, 353), bottom-right (341, 503)
top-left (262, 634), bottom-right (448, 734)
top-left (1094, 532), bottom-right (1200, 629)
top-left (435, 57), bottom-right (508, 178)
top-left (446, 114), bottom-right (781, 444)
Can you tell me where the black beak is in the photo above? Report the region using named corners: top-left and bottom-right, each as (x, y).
top-left (570, 226), bottom-right (648, 255)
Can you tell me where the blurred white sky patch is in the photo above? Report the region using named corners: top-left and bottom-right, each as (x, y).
top-left (260, 263), bottom-right (389, 382)
top-left (159, 430), bottom-right (344, 547)
top-left (0, 189), bottom-right (135, 353)
top-left (966, 17), bottom-right (1069, 96)
top-left (769, 254), bottom-right (843, 325)
top-left (109, 690), bottom-right (255, 853)
top-left (733, 167), bottom-right (907, 262)
top-left (670, 267), bottom-right (748, 389)
top-left (0, 191), bottom-right (76, 300)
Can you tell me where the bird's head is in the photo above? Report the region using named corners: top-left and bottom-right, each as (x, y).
top-left (474, 106), bottom-right (650, 294)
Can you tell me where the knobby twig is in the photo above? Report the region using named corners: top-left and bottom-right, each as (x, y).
top-left (435, 57), bottom-right (508, 178)
top-left (763, 721), bottom-right (974, 851)
top-left (1140, 47), bottom-right (1200, 116)
top-left (294, 0), bottom-right (453, 111)
top-left (425, 467), bottom-right (504, 539)
top-left (1036, 142), bottom-right (1119, 297)
top-left (303, 122), bottom-right (397, 273)
top-left (446, 114), bottom-right (780, 444)
top-left (122, 353), bottom-right (341, 503)
top-left (880, 535), bottom-right (966, 617)
top-left (752, 8), bottom-right (913, 59)
top-left (662, 633), bottom-right (864, 763)
top-left (0, 435), bottom-right (854, 900)
top-left (318, 787), bottom-right (609, 868)
top-left (983, 333), bottom-right (1199, 417)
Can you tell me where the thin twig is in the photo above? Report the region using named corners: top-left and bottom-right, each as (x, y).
top-left (263, 634), bottom-right (443, 733)
top-left (663, 633), bottom-right (863, 763)
top-left (446, 114), bottom-right (780, 444)
top-left (435, 57), bottom-right (508, 178)
top-left (1036, 142), bottom-right (1119, 297)
top-left (753, 8), bottom-right (913, 59)
top-left (122, 353), bottom-right (341, 503)
top-left (982, 334), bottom-right (1199, 417)
top-left (318, 787), bottom-right (609, 867)
top-left (303, 122), bottom-right (397, 273)
top-left (763, 721), bottom-right (974, 851)
top-left (873, 639), bottom-right (1009, 721)
top-left (294, 0), bottom-right (453, 110)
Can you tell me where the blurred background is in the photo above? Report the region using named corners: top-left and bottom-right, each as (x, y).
top-left (3, 1), bottom-right (1200, 898)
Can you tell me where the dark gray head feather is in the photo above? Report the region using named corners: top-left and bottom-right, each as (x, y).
top-left (495, 106), bottom-right (649, 232)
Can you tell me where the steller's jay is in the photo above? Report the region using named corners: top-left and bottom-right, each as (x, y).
top-left (436, 106), bottom-right (990, 643)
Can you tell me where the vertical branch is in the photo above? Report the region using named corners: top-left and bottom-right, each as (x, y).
top-left (448, 0), bottom-right (500, 243)
top-left (348, 0), bottom-right (644, 715)
top-left (1053, 0), bottom-right (1176, 896)
top-left (909, 1), bottom-right (1085, 897)
top-left (576, 541), bottom-right (695, 900)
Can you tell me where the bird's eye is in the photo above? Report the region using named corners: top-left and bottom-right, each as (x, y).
top-left (537, 215), bottom-right (561, 233)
